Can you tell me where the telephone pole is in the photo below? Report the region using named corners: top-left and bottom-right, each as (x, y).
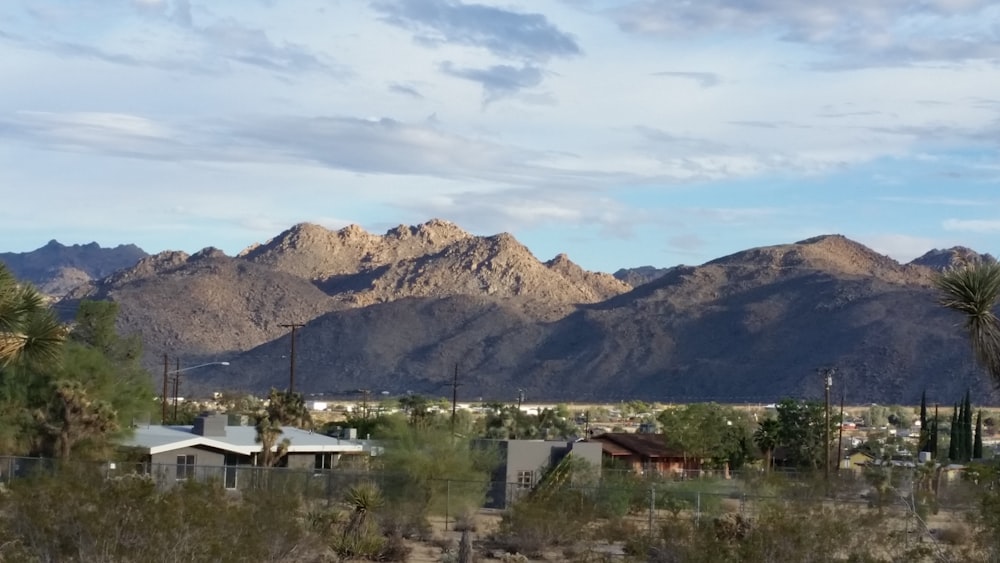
top-left (173, 357), bottom-right (181, 423)
top-left (822, 368), bottom-right (835, 486)
top-left (450, 363), bottom-right (463, 433)
top-left (279, 323), bottom-right (304, 393)
top-left (162, 354), bottom-right (169, 423)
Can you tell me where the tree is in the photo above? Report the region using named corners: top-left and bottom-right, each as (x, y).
top-left (918, 391), bottom-right (929, 452)
top-left (936, 261), bottom-right (1000, 384)
top-left (929, 404), bottom-right (939, 459)
top-left (975, 410), bottom-right (984, 460)
top-left (753, 417), bottom-right (780, 472)
top-left (254, 415), bottom-right (289, 467)
top-left (263, 388), bottom-right (312, 429)
top-left (949, 404), bottom-right (959, 462)
top-left (964, 390), bottom-right (974, 462)
top-left (34, 380), bottom-right (119, 459)
top-left (0, 264), bottom-right (66, 368)
top-left (774, 399), bottom-right (836, 470)
top-left (656, 403), bottom-right (752, 470)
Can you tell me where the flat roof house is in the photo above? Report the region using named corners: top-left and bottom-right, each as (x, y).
top-left (121, 412), bottom-right (365, 489)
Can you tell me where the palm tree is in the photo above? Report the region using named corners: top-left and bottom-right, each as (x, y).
top-left (753, 418), bottom-right (780, 472)
top-left (0, 264), bottom-right (65, 368)
top-left (936, 261), bottom-right (1000, 383)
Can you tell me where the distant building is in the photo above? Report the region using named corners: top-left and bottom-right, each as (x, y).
top-left (120, 412), bottom-right (367, 489)
top-left (473, 439), bottom-right (603, 508)
top-left (587, 432), bottom-right (704, 476)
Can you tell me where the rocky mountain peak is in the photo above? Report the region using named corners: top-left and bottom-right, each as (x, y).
top-left (909, 246), bottom-right (997, 271)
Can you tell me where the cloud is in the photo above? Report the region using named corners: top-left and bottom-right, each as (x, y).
top-left (609, 0), bottom-right (1000, 68)
top-left (943, 218), bottom-right (1000, 233)
top-left (371, 0), bottom-right (581, 62)
top-left (2, 1), bottom-right (342, 76)
top-left (388, 82), bottom-right (424, 98)
top-left (440, 62), bottom-right (545, 102)
top-left (652, 71), bottom-right (721, 87)
top-left (392, 186), bottom-right (642, 238)
top-left (878, 196), bottom-right (993, 206)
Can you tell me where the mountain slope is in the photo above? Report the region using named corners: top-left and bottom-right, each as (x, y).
top-left (35, 223), bottom-right (998, 404)
top-left (0, 240), bottom-right (147, 296)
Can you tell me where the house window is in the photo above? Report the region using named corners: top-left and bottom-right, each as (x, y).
top-left (515, 470), bottom-right (535, 490)
top-left (314, 453), bottom-right (334, 473)
top-left (176, 454), bottom-right (195, 480)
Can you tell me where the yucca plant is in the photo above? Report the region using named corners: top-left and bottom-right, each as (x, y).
top-left (936, 261), bottom-right (1000, 384)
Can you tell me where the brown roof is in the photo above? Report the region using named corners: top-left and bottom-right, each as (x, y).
top-left (588, 433), bottom-right (683, 459)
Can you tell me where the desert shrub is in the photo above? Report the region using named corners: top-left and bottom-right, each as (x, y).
top-left (0, 464), bottom-right (318, 563)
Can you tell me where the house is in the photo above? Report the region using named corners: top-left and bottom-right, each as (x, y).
top-left (587, 432), bottom-right (702, 477)
top-left (474, 439), bottom-right (603, 508)
top-left (120, 412), bottom-right (367, 489)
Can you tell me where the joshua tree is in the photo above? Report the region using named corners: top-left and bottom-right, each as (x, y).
top-left (254, 415), bottom-right (289, 467)
top-left (0, 264), bottom-right (65, 368)
top-left (936, 261), bottom-right (1000, 383)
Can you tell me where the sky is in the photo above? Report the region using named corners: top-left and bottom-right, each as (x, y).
top-left (1, 0), bottom-right (999, 273)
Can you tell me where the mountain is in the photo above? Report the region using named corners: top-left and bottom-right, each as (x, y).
top-left (36, 223), bottom-right (997, 404)
top-left (613, 266), bottom-right (676, 287)
top-left (909, 247), bottom-right (997, 271)
top-left (0, 240), bottom-right (148, 296)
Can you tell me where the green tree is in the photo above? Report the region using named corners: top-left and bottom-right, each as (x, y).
top-left (753, 417), bottom-right (780, 472)
top-left (936, 261), bottom-right (1000, 384)
top-left (657, 403), bottom-right (752, 470)
top-left (975, 410), bottom-right (984, 460)
top-left (263, 388), bottom-right (312, 429)
top-left (34, 379), bottom-right (119, 459)
top-left (918, 391), bottom-right (929, 452)
top-left (254, 415), bottom-right (289, 467)
top-left (774, 399), bottom-right (835, 470)
top-left (949, 403), bottom-right (960, 462)
top-left (377, 417), bottom-right (497, 527)
top-left (964, 389), bottom-right (974, 462)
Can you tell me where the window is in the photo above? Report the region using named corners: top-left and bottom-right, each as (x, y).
top-left (314, 453), bottom-right (334, 473)
top-left (515, 470), bottom-right (535, 490)
top-left (176, 454), bottom-right (195, 480)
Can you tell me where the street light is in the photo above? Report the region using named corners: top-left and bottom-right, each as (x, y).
top-left (161, 354), bottom-right (231, 424)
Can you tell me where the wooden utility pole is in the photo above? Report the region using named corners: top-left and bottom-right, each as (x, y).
top-left (173, 357), bottom-right (181, 423)
top-left (836, 389), bottom-right (845, 473)
top-left (823, 368), bottom-right (834, 485)
top-left (279, 323), bottom-right (304, 393)
top-left (359, 389), bottom-right (371, 419)
top-left (162, 354), bottom-right (169, 424)
top-left (450, 363), bottom-right (463, 433)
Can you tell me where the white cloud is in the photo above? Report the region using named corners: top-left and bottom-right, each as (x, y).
top-left (942, 219), bottom-right (1000, 233)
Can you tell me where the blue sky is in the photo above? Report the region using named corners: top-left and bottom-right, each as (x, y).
top-left (1, 0), bottom-right (998, 272)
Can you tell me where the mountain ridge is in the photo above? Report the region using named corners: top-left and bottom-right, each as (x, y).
top-left (2, 223), bottom-right (995, 404)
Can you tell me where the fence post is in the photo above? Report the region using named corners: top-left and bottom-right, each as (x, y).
top-left (696, 491), bottom-right (701, 524)
top-left (445, 479), bottom-right (451, 533)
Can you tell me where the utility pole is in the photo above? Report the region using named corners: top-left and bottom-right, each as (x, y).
top-left (173, 357), bottom-right (181, 423)
top-left (836, 389), bottom-right (845, 473)
top-left (162, 353), bottom-right (169, 424)
top-left (450, 363), bottom-right (462, 433)
top-left (823, 368), bottom-right (834, 486)
top-left (359, 389), bottom-right (371, 419)
top-left (279, 323), bottom-right (304, 393)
